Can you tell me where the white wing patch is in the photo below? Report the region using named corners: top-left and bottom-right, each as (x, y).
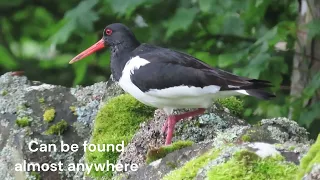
top-left (123, 56), bottom-right (150, 75)
top-left (118, 56), bottom-right (150, 100)
top-left (146, 85), bottom-right (221, 98)
top-left (236, 90), bottom-right (249, 95)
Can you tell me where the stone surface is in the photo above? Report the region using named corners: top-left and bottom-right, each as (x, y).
top-left (0, 72), bottom-right (316, 180)
top-left (303, 164), bottom-right (320, 180)
top-left (0, 73), bottom-right (122, 180)
top-left (117, 103), bottom-right (248, 170)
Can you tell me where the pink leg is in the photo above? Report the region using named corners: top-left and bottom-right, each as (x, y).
top-left (164, 108), bottom-right (205, 145)
top-left (161, 120), bottom-right (168, 133)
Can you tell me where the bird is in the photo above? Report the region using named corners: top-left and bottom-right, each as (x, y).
top-left (69, 23), bottom-right (275, 145)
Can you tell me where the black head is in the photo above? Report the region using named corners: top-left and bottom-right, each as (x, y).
top-left (102, 23), bottom-right (138, 47)
top-left (69, 23), bottom-right (140, 64)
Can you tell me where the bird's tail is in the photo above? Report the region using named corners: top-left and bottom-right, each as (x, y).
top-left (243, 89), bottom-right (276, 100)
top-left (234, 79), bottom-right (275, 100)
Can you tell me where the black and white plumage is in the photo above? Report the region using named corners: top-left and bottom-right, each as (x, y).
top-left (69, 23), bottom-right (275, 144)
top-left (118, 45), bottom-right (274, 114)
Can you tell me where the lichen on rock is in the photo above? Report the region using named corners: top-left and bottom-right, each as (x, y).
top-left (45, 120), bottom-right (68, 135)
top-left (43, 108), bottom-right (56, 123)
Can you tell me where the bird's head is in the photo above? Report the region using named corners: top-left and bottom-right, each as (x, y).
top-left (69, 23), bottom-right (138, 64)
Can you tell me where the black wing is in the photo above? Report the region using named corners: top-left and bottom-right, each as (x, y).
top-left (131, 44), bottom-right (272, 92)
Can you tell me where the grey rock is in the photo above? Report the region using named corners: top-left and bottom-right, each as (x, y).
top-left (0, 72), bottom-right (315, 180)
top-left (303, 164), bottom-right (320, 180)
top-left (120, 141), bottom-right (214, 180)
top-left (117, 104), bottom-right (248, 171)
top-left (0, 73), bottom-right (123, 180)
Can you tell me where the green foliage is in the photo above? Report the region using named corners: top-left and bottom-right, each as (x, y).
top-left (45, 120), bottom-right (68, 135)
top-left (163, 149), bottom-right (220, 180)
top-left (241, 134), bottom-right (252, 142)
top-left (1, 0), bottom-right (319, 135)
top-left (297, 134), bottom-right (320, 179)
top-left (85, 94), bottom-right (155, 178)
top-left (207, 150), bottom-right (298, 180)
top-left (29, 171), bottom-right (41, 180)
top-left (146, 140), bottom-right (193, 164)
top-left (38, 97), bottom-right (45, 103)
top-left (16, 117), bottom-right (31, 127)
top-left (216, 97), bottom-right (244, 117)
top-left (1, 90), bottom-right (8, 96)
top-left (43, 108), bottom-right (56, 123)
top-left (165, 8), bottom-right (198, 39)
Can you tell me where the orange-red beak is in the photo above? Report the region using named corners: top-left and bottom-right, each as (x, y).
top-left (69, 39), bottom-right (106, 64)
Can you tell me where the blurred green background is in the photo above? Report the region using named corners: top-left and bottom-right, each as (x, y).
top-left (0, 0), bottom-right (319, 138)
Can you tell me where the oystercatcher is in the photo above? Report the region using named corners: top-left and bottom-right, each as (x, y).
top-left (69, 23), bottom-right (275, 145)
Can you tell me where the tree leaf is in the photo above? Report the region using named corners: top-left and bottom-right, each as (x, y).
top-left (303, 72), bottom-right (320, 98)
top-left (0, 45), bottom-right (17, 69)
top-left (298, 102), bottom-right (320, 127)
top-left (73, 61), bottom-right (87, 86)
top-left (198, 0), bottom-right (212, 13)
top-left (50, 0), bottom-right (99, 45)
top-left (254, 26), bottom-right (278, 46)
top-left (222, 15), bottom-right (245, 36)
top-left (65, 0), bottom-right (99, 32)
top-left (106, 0), bottom-right (150, 16)
top-left (306, 20), bottom-right (320, 40)
top-left (165, 8), bottom-right (198, 39)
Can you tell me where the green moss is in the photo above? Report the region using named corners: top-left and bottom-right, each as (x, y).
top-left (216, 97), bottom-right (244, 117)
top-left (17, 104), bottom-right (27, 111)
top-left (288, 146), bottom-right (295, 151)
top-left (38, 97), bottom-right (45, 103)
top-left (16, 117), bottom-right (31, 127)
top-left (146, 141), bottom-right (193, 164)
top-left (85, 94), bottom-right (155, 178)
top-left (29, 171), bottom-right (40, 180)
top-left (163, 149), bottom-right (220, 180)
top-left (45, 120), bottom-right (68, 135)
top-left (166, 161), bottom-right (178, 169)
top-left (297, 134), bottom-right (320, 179)
top-left (233, 150), bottom-right (260, 166)
top-left (1, 90), bottom-right (8, 96)
top-left (43, 108), bottom-right (55, 123)
top-left (241, 134), bottom-right (251, 142)
top-left (207, 150), bottom-right (298, 180)
top-left (69, 106), bottom-right (77, 115)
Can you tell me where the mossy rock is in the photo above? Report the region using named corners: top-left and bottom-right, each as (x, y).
top-left (38, 97), bottom-right (45, 103)
top-left (1, 90), bottom-right (8, 96)
top-left (297, 134), bottom-right (320, 179)
top-left (16, 116), bottom-right (31, 127)
top-left (43, 108), bottom-right (56, 123)
top-left (163, 149), bottom-right (220, 180)
top-left (85, 94), bottom-right (155, 178)
top-left (45, 120), bottom-right (68, 135)
top-left (207, 150), bottom-right (298, 180)
top-left (216, 97), bottom-right (244, 117)
top-left (146, 141), bottom-right (194, 164)
top-left (239, 125), bottom-right (277, 144)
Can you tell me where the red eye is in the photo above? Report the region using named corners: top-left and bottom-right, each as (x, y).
top-left (105, 29), bottom-right (112, 35)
